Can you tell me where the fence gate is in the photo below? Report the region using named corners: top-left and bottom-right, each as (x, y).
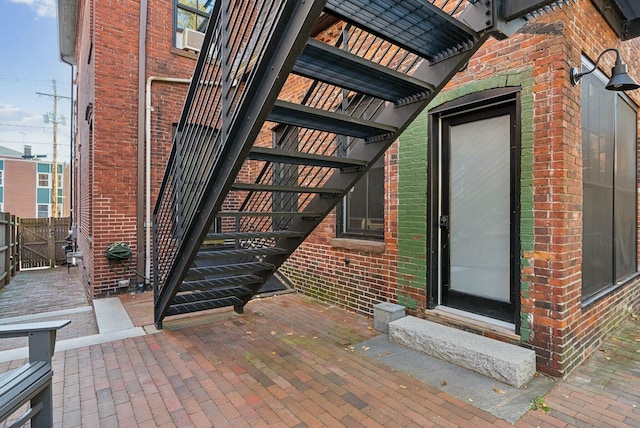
top-left (19, 217), bottom-right (70, 269)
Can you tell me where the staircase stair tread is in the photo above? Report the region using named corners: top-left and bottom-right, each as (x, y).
top-left (294, 38), bottom-right (434, 103)
top-left (248, 146), bottom-right (367, 169)
top-left (325, 0), bottom-right (477, 61)
top-left (195, 247), bottom-right (288, 259)
top-left (206, 230), bottom-right (304, 240)
top-left (173, 288), bottom-right (253, 305)
top-left (268, 100), bottom-right (397, 139)
top-left (217, 211), bottom-right (323, 219)
top-left (179, 275), bottom-right (263, 292)
top-left (232, 182), bottom-right (343, 194)
top-left (166, 297), bottom-right (245, 317)
top-left (188, 261), bottom-right (274, 276)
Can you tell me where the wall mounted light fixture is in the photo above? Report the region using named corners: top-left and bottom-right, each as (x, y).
top-left (570, 48), bottom-right (639, 91)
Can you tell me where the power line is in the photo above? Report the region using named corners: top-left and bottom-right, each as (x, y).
top-left (0, 77), bottom-right (71, 89)
top-left (0, 140), bottom-right (70, 146)
top-left (0, 124), bottom-right (58, 130)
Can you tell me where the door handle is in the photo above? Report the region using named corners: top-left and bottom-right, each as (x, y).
top-left (439, 215), bottom-right (449, 230)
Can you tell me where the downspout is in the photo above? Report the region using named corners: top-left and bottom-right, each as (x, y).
top-left (145, 77), bottom-right (190, 285)
top-left (136, 0), bottom-right (149, 285)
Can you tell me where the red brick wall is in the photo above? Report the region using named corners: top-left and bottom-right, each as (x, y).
top-left (280, 4), bottom-right (640, 376)
top-left (74, 0), bottom-right (195, 296)
top-left (74, 0), bottom-right (95, 297)
top-left (283, 147), bottom-right (400, 314)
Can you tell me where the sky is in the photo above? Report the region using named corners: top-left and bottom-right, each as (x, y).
top-left (0, 0), bottom-right (73, 163)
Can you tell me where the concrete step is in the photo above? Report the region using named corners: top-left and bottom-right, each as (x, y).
top-left (389, 316), bottom-right (536, 388)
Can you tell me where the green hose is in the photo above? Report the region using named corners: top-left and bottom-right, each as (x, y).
top-left (105, 242), bottom-right (150, 283)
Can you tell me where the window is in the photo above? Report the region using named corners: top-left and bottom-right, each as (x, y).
top-left (581, 58), bottom-right (638, 302)
top-left (38, 173), bottom-right (50, 188)
top-left (337, 96), bottom-right (385, 240)
top-left (37, 204), bottom-right (50, 218)
top-left (175, 0), bottom-right (214, 48)
top-left (339, 158), bottom-right (384, 239)
top-left (0, 170), bottom-right (3, 186)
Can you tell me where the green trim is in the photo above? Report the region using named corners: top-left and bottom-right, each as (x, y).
top-left (397, 69), bottom-right (535, 317)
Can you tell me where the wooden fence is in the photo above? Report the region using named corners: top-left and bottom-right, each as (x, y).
top-left (0, 213), bottom-right (19, 286)
top-left (18, 217), bottom-right (71, 270)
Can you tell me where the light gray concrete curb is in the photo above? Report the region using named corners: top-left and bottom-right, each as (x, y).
top-left (0, 327), bottom-right (149, 363)
top-left (0, 306), bottom-right (93, 325)
top-left (0, 297), bottom-right (151, 363)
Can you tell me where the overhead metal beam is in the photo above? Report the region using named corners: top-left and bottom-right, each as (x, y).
top-left (502, 0), bottom-right (566, 21)
top-left (591, 0), bottom-right (640, 40)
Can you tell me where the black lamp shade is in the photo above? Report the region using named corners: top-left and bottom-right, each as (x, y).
top-left (605, 61), bottom-right (640, 91)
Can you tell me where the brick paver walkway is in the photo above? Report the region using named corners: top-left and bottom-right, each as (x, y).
top-left (0, 267), bottom-right (89, 317)
top-left (0, 267), bottom-right (98, 350)
top-left (0, 268), bottom-right (639, 427)
top-left (519, 315), bottom-right (640, 428)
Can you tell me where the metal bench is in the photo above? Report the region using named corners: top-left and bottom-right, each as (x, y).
top-left (0, 320), bottom-right (70, 428)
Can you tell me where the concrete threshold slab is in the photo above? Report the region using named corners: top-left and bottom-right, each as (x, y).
top-left (389, 316), bottom-right (536, 388)
top-left (93, 297), bottom-right (135, 333)
top-left (356, 334), bottom-right (555, 424)
top-left (0, 306), bottom-right (93, 325)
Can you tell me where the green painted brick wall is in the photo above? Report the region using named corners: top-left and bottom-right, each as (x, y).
top-left (396, 69), bottom-right (534, 321)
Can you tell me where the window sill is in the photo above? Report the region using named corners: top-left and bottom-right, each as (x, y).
top-left (171, 47), bottom-right (198, 60)
top-left (330, 238), bottom-right (386, 254)
top-left (581, 272), bottom-right (640, 309)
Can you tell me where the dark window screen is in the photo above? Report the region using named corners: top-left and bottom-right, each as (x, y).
top-left (581, 69), bottom-right (638, 301)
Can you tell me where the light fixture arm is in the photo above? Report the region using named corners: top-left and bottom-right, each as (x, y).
top-left (570, 48), bottom-right (621, 85)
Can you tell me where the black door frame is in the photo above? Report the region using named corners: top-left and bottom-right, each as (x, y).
top-left (427, 87), bottom-right (521, 332)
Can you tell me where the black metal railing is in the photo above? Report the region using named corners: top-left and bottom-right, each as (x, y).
top-left (154, 0), bottom-right (291, 303)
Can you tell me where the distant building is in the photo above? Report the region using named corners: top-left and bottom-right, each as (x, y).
top-left (0, 145), bottom-right (70, 218)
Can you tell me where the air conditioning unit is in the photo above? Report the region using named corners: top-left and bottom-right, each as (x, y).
top-left (180, 28), bottom-right (205, 53)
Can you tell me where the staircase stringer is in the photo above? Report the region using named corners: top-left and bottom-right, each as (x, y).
top-left (154, 0), bottom-right (329, 327)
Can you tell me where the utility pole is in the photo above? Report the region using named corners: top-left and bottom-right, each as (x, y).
top-left (37, 80), bottom-right (70, 218)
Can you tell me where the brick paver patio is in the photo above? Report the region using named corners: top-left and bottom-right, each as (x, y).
top-left (0, 268), bottom-right (639, 427)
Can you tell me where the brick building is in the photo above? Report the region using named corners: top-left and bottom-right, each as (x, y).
top-left (0, 146), bottom-right (70, 219)
top-left (58, 0), bottom-right (640, 376)
top-left (58, 0), bottom-right (200, 296)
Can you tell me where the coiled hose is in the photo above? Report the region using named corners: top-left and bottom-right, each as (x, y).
top-left (105, 242), bottom-right (150, 283)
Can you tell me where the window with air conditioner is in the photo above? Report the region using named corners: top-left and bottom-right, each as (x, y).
top-left (174, 0), bottom-right (213, 51)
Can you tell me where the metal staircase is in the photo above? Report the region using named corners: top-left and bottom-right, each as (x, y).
top-left (153, 0), bottom-right (571, 328)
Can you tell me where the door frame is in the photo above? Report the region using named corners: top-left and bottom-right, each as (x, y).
top-left (427, 87), bottom-right (521, 332)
